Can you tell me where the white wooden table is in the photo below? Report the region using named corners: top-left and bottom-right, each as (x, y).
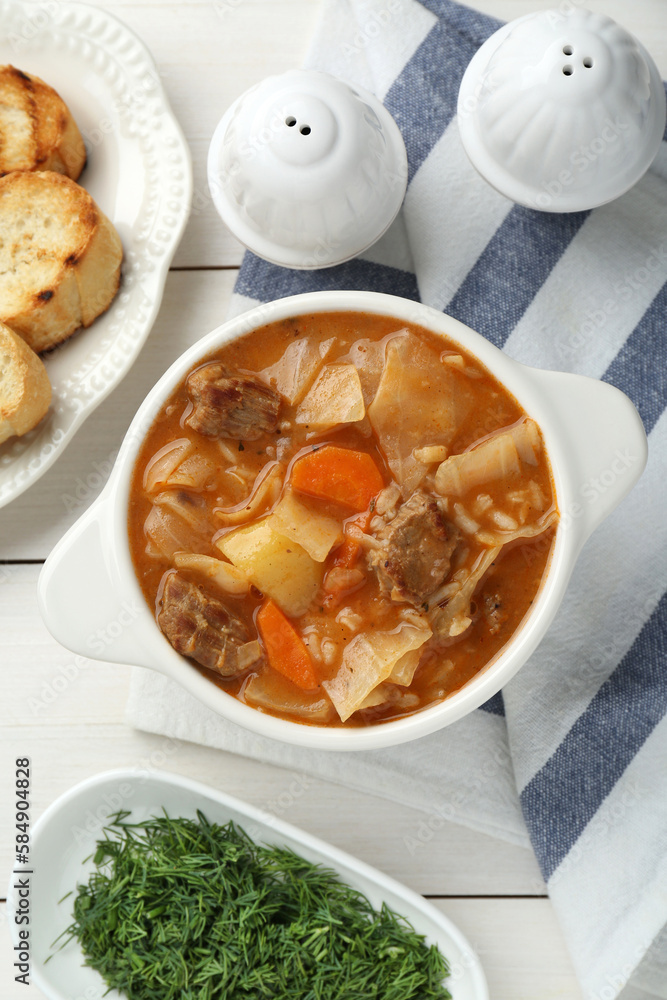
top-left (2, 1), bottom-right (666, 996)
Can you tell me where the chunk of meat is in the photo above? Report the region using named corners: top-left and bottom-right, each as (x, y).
top-left (368, 490), bottom-right (461, 605)
top-left (157, 571), bottom-right (253, 676)
top-left (185, 363), bottom-right (281, 440)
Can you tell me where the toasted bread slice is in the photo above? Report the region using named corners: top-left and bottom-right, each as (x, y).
top-left (0, 65), bottom-right (86, 179)
top-left (0, 170), bottom-right (123, 353)
top-left (0, 320), bottom-right (51, 443)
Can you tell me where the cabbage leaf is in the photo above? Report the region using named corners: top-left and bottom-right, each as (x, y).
top-left (323, 619), bottom-right (432, 722)
top-left (173, 553), bottom-right (250, 595)
top-left (296, 364), bottom-right (365, 429)
top-left (144, 492), bottom-right (213, 560)
top-left (430, 546), bottom-right (501, 637)
top-left (261, 337), bottom-right (336, 405)
top-left (368, 332), bottom-right (473, 494)
top-left (435, 419), bottom-right (541, 497)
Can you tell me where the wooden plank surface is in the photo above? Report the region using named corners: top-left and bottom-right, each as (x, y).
top-left (3, 0), bottom-right (666, 996)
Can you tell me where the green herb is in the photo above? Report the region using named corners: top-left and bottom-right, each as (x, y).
top-left (52, 811), bottom-right (451, 1000)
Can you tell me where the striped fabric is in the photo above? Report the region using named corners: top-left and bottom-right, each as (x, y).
top-left (231, 2), bottom-right (667, 996)
top-left (128, 1), bottom-right (667, 996)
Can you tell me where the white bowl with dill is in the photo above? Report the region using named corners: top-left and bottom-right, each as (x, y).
top-left (7, 769), bottom-right (488, 1000)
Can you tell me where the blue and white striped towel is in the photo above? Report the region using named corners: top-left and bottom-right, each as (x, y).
top-left (127, 1), bottom-right (667, 995)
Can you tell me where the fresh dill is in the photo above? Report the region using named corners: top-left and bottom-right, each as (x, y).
top-left (52, 810), bottom-right (452, 1000)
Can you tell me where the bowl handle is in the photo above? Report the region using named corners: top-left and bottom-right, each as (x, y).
top-left (530, 369), bottom-right (648, 544)
top-left (38, 499), bottom-right (159, 668)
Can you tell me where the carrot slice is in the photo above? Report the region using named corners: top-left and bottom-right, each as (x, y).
top-left (256, 599), bottom-right (319, 691)
top-left (333, 536), bottom-right (361, 570)
top-left (323, 511), bottom-right (373, 611)
top-left (333, 510), bottom-right (372, 569)
top-left (291, 445), bottom-right (384, 512)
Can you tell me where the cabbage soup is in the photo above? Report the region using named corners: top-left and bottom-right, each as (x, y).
top-left (128, 312), bottom-right (558, 726)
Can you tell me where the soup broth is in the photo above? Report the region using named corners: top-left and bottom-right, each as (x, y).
top-left (128, 312), bottom-right (557, 727)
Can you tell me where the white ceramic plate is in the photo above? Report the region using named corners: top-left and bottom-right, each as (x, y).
top-left (0, 0), bottom-right (192, 508)
top-left (6, 769), bottom-right (489, 1000)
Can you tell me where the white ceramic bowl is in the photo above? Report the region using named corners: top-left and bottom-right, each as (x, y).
top-left (6, 769), bottom-right (488, 1000)
top-left (38, 291), bottom-right (647, 750)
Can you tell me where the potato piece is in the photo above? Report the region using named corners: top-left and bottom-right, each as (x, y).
top-left (217, 520), bottom-right (322, 616)
top-left (296, 364), bottom-right (365, 428)
top-left (270, 491), bottom-right (343, 562)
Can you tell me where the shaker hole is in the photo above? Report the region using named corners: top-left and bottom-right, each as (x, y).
top-left (562, 65), bottom-right (574, 76)
top-left (583, 56), bottom-right (593, 67)
top-left (300, 125), bottom-right (311, 135)
top-left (285, 116), bottom-right (296, 127)
top-left (562, 45), bottom-right (573, 55)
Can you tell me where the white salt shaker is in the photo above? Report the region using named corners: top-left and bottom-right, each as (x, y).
top-left (208, 70), bottom-right (408, 268)
top-left (457, 8), bottom-right (666, 212)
